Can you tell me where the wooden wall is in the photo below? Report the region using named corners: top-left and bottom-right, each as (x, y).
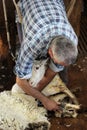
top-left (0, 0), bottom-right (16, 46)
top-left (0, 0), bottom-right (16, 68)
top-left (64, 0), bottom-right (83, 36)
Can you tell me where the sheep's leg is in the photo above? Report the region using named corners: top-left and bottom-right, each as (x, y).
top-left (58, 85), bottom-right (79, 105)
top-left (58, 68), bottom-right (78, 104)
top-left (65, 103), bottom-right (80, 110)
top-left (11, 83), bottom-right (25, 94)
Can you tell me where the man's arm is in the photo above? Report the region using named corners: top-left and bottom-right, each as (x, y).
top-left (16, 67), bottom-right (59, 111)
top-left (36, 67), bottom-right (57, 91)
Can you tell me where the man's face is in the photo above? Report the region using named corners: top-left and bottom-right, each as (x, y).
top-left (48, 48), bottom-right (69, 66)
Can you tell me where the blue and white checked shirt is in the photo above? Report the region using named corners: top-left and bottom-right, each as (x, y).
top-left (14, 0), bottom-right (78, 79)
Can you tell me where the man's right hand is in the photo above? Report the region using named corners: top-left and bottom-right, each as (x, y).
top-left (16, 74), bottom-right (60, 112)
top-left (42, 97), bottom-right (60, 111)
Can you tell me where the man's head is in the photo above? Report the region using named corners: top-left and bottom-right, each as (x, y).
top-left (48, 36), bottom-right (78, 66)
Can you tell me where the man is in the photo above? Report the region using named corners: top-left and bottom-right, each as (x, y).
top-left (14, 0), bottom-right (78, 111)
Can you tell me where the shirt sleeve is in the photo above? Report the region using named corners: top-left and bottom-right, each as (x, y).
top-left (49, 59), bottom-right (64, 72)
top-left (14, 39), bottom-right (36, 79)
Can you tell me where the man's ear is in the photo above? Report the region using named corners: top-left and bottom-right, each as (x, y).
top-left (48, 48), bottom-right (54, 59)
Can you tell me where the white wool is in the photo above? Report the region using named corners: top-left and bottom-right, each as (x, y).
top-left (42, 75), bottom-right (65, 96)
top-left (0, 91), bottom-right (50, 130)
top-left (12, 83), bottom-right (25, 94)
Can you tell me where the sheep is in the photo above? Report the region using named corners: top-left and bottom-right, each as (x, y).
top-left (0, 91), bottom-right (50, 130)
top-left (0, 74), bottom-right (80, 130)
top-left (0, 59), bottom-right (79, 130)
top-left (12, 58), bottom-right (79, 105)
top-left (11, 59), bottom-right (80, 119)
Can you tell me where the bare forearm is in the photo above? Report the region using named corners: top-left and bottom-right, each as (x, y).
top-left (36, 67), bottom-right (57, 91)
top-left (16, 70), bottom-right (59, 111)
top-left (16, 77), bottom-right (47, 103)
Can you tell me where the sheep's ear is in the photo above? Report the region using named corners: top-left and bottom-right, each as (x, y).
top-left (43, 58), bottom-right (49, 64)
top-left (33, 59), bottom-right (38, 64)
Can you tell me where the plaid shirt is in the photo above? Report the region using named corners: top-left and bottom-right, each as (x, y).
top-left (14, 0), bottom-right (78, 79)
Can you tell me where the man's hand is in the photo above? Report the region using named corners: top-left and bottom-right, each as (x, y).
top-left (42, 97), bottom-right (60, 111)
top-left (16, 67), bottom-right (60, 111)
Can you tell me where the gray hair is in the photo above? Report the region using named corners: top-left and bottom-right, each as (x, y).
top-left (50, 36), bottom-right (78, 65)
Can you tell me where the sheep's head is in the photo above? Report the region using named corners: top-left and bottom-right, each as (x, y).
top-left (29, 58), bottom-right (48, 87)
